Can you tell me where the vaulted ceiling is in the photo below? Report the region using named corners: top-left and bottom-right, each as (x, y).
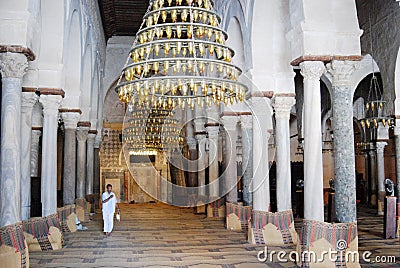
top-left (98, 0), bottom-right (150, 40)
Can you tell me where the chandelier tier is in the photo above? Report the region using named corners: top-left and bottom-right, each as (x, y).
top-left (123, 106), bottom-right (183, 154)
top-left (115, 0), bottom-right (248, 109)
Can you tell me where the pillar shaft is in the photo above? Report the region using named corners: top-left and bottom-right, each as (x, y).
top-left (327, 60), bottom-right (358, 223)
top-left (39, 95), bottom-right (63, 217)
top-left (196, 133), bottom-right (207, 196)
top-left (206, 126), bottom-right (220, 197)
top-left (86, 133), bottom-right (96, 195)
top-left (222, 117), bottom-right (238, 203)
top-left (252, 97), bottom-right (272, 212)
top-left (76, 127), bottom-right (89, 199)
top-left (240, 115), bottom-right (253, 206)
top-left (30, 129), bottom-right (42, 177)
top-left (93, 137), bottom-right (101, 194)
top-left (394, 126), bottom-right (400, 202)
top-left (376, 141), bottom-right (387, 215)
top-left (20, 92), bottom-right (38, 220)
top-left (61, 112), bottom-right (80, 205)
top-left (369, 149), bottom-right (378, 206)
top-left (300, 61), bottom-right (325, 222)
top-left (273, 95), bottom-right (295, 212)
top-left (0, 52), bottom-right (27, 226)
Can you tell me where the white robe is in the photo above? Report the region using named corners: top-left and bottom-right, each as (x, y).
top-left (102, 191), bottom-right (117, 233)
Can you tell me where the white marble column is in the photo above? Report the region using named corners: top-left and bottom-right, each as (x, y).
top-left (20, 91), bottom-right (39, 220)
top-left (61, 112), bottom-right (80, 205)
top-left (76, 125), bottom-right (89, 199)
top-left (327, 60), bottom-right (358, 223)
top-left (195, 133), bottom-right (207, 196)
top-left (300, 61), bottom-right (325, 222)
top-left (221, 116), bottom-right (238, 203)
top-left (240, 115), bottom-right (253, 206)
top-left (0, 52), bottom-right (28, 226)
top-left (86, 131), bottom-right (96, 195)
top-left (376, 141), bottom-right (387, 215)
top-left (273, 95), bottom-right (296, 212)
top-left (39, 94), bottom-right (63, 217)
top-left (395, 125), bottom-right (400, 202)
top-left (252, 97), bottom-right (272, 212)
top-left (206, 125), bottom-right (220, 198)
top-left (31, 128), bottom-right (42, 177)
top-left (368, 148), bottom-right (378, 206)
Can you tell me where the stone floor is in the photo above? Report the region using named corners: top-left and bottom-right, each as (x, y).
top-left (29, 203), bottom-right (399, 267)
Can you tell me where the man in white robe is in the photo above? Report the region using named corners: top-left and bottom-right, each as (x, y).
top-left (102, 184), bottom-right (119, 237)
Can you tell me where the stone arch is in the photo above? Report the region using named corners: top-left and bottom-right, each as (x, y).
top-left (63, 8), bottom-right (83, 109)
top-left (221, 0), bottom-right (252, 72)
top-left (103, 78), bottom-right (126, 123)
top-left (395, 47), bottom-right (400, 115)
top-left (79, 30), bottom-right (94, 121)
top-left (226, 17), bottom-right (245, 71)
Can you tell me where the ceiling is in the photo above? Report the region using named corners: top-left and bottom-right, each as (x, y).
top-left (98, 0), bottom-right (150, 40)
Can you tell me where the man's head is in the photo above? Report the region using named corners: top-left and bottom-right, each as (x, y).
top-left (106, 184), bottom-right (112, 193)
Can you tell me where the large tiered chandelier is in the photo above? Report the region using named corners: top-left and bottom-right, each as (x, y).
top-left (115, 0), bottom-right (248, 109)
top-left (123, 105), bottom-right (183, 155)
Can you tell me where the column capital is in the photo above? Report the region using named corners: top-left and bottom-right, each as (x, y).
top-left (87, 132), bottom-right (97, 145)
top-left (272, 95), bottom-right (296, 119)
top-left (94, 135), bottom-right (102, 148)
top-left (299, 61), bottom-right (326, 80)
top-left (76, 127), bottom-right (89, 142)
top-left (221, 116), bottom-right (238, 131)
top-left (61, 112), bottom-right (81, 130)
top-left (240, 115), bottom-right (253, 129)
top-left (21, 91), bottom-right (39, 111)
top-left (0, 52), bottom-right (28, 79)
top-left (375, 141), bottom-right (388, 154)
top-left (326, 60), bottom-right (358, 87)
top-left (39, 95), bottom-right (63, 115)
top-left (187, 137), bottom-right (197, 150)
top-left (194, 117), bottom-right (207, 133)
top-left (206, 125), bottom-right (219, 139)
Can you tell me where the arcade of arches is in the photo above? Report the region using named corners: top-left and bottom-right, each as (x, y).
top-left (0, 0), bottom-right (399, 267)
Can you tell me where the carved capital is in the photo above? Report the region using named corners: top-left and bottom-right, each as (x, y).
top-left (0, 52), bottom-right (28, 79)
top-left (240, 115), bottom-right (253, 129)
top-left (326, 60), bottom-right (358, 87)
top-left (39, 95), bottom-right (63, 116)
top-left (94, 135), bottom-right (103, 148)
top-left (206, 126), bottom-right (219, 140)
top-left (299, 61), bottom-right (326, 81)
top-left (273, 96), bottom-right (296, 119)
top-left (76, 127), bottom-right (89, 142)
top-left (21, 92), bottom-right (39, 112)
top-left (61, 112), bottom-right (81, 129)
top-left (187, 137), bottom-right (197, 150)
top-left (221, 116), bottom-right (238, 132)
top-left (375, 141), bottom-right (387, 154)
top-left (87, 133), bottom-right (97, 146)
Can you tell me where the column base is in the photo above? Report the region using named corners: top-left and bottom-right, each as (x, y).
top-left (0, 223), bottom-right (29, 268)
top-left (57, 205), bottom-right (77, 233)
top-left (207, 198), bottom-right (226, 218)
top-left (298, 219), bottom-right (360, 268)
top-left (22, 214), bottom-right (63, 252)
top-left (248, 210), bottom-right (298, 246)
top-left (75, 198), bottom-right (90, 222)
top-left (226, 202), bottom-right (252, 231)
